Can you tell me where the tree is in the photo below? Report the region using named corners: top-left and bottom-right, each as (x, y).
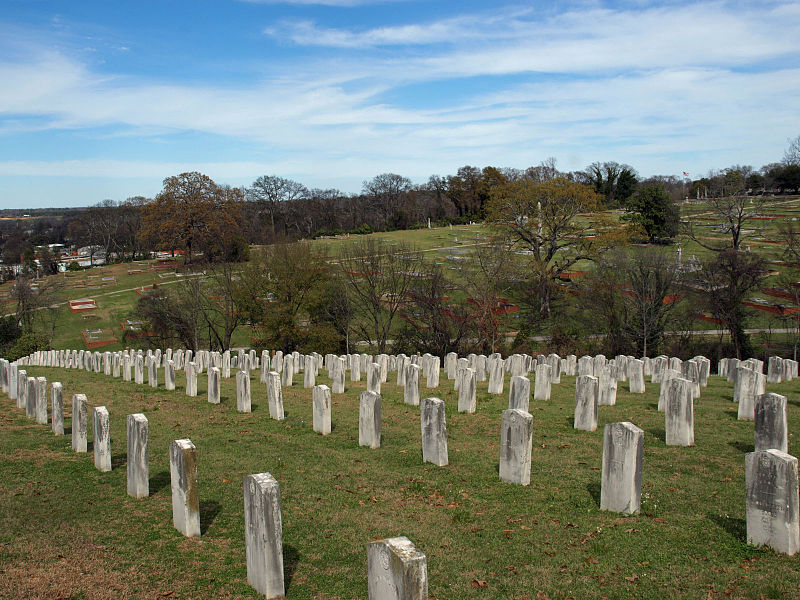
top-left (247, 175), bottom-right (307, 239)
top-left (362, 173), bottom-right (414, 229)
top-left (696, 249), bottom-right (766, 359)
top-left (686, 190), bottom-right (765, 251)
top-left (338, 238), bottom-right (425, 353)
top-left (140, 172), bottom-right (244, 264)
top-left (236, 242), bottom-right (340, 353)
top-left (486, 177), bottom-right (630, 317)
top-left (784, 134), bottom-right (800, 166)
top-left (134, 279), bottom-right (205, 352)
top-left (623, 184), bottom-right (680, 244)
top-left (584, 249), bottom-right (681, 356)
top-left (582, 162), bottom-right (638, 207)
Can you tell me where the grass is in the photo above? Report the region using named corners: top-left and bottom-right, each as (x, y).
top-left (1, 359), bottom-right (799, 599)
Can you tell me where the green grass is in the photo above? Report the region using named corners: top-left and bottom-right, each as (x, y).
top-left (2, 362), bottom-right (799, 598)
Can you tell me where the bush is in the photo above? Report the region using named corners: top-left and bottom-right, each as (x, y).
top-left (66, 261), bottom-right (82, 272)
top-left (6, 332), bottom-right (49, 362)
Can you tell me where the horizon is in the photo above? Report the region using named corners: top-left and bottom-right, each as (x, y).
top-left (1, 0), bottom-right (799, 208)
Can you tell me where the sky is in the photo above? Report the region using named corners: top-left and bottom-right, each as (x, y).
top-left (0, 0), bottom-right (799, 208)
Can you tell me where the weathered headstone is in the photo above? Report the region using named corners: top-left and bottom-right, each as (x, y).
top-left (186, 362), bottom-right (198, 397)
top-left (243, 472), bottom-right (285, 598)
top-left (628, 359), bottom-right (645, 393)
top-left (35, 376), bottom-right (47, 425)
top-left (332, 357), bottom-right (346, 394)
top-left (313, 384), bottom-right (331, 435)
top-left (457, 367), bottom-right (477, 413)
top-left (51, 382), bottom-right (64, 435)
top-left (574, 375), bottom-right (599, 432)
top-left (359, 391), bottom-right (382, 449)
top-left (745, 449), bottom-right (799, 555)
top-left (282, 355), bottom-right (294, 387)
top-left (135, 354), bottom-right (144, 384)
top-left (267, 371), bottom-right (285, 420)
top-left (404, 364), bottom-right (421, 406)
top-left (93, 406), bottom-right (112, 472)
top-left (665, 378), bottom-right (694, 446)
top-left (598, 364), bottom-right (618, 406)
top-left (367, 362), bottom-right (382, 394)
top-left (600, 422), bottom-right (644, 515)
top-left (127, 413), bottom-right (149, 498)
top-left (420, 397), bottom-right (448, 467)
top-left (657, 368), bottom-right (680, 411)
top-left (735, 366), bottom-right (761, 421)
top-left (207, 367), bottom-right (221, 404)
top-left (426, 356), bottom-right (440, 388)
top-left (488, 357), bottom-right (504, 395)
top-left (170, 438), bottom-right (201, 537)
top-left (71, 393), bottom-right (88, 452)
top-left (754, 393), bottom-right (788, 453)
top-left (533, 363), bottom-right (552, 401)
top-left (237, 370), bottom-right (251, 413)
top-left (367, 536), bottom-right (427, 600)
top-left (499, 408), bottom-right (533, 485)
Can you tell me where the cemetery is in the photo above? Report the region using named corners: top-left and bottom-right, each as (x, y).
top-left (1, 347), bottom-right (799, 599)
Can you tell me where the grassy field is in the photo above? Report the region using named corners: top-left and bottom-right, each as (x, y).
top-left (1, 361), bottom-right (799, 599)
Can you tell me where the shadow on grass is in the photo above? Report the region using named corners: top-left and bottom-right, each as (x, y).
top-left (708, 512), bottom-right (746, 543)
top-left (647, 428), bottom-right (666, 443)
top-left (111, 454), bottom-right (127, 469)
top-left (729, 440), bottom-right (754, 453)
top-left (149, 471), bottom-right (170, 496)
top-left (587, 482), bottom-right (601, 507)
top-left (284, 544), bottom-right (300, 593)
top-left (723, 409), bottom-right (741, 420)
top-left (789, 399), bottom-right (800, 409)
top-left (200, 500), bottom-right (221, 535)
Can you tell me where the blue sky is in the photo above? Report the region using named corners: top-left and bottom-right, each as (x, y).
top-left (1, 0), bottom-right (799, 208)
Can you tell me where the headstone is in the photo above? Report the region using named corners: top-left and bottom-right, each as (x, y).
top-left (359, 391), bottom-right (381, 449)
top-left (208, 367), bottom-right (221, 404)
top-left (267, 372), bottom-right (285, 420)
top-left (35, 376), bottom-right (48, 425)
top-left (508, 375), bottom-right (530, 412)
top-left (170, 439), bottom-right (201, 537)
top-left (367, 536), bottom-right (427, 600)
top-left (165, 359), bottom-right (176, 391)
top-left (51, 382), bottom-right (64, 435)
top-left (499, 408), bottom-right (533, 485)
top-left (127, 413), bottom-right (149, 498)
top-left (755, 393), bottom-right (788, 453)
top-left (243, 472), bottom-right (285, 598)
top-left (574, 375), bottom-right (599, 432)
top-left (628, 359), bottom-right (645, 393)
top-left (426, 356), bottom-right (440, 388)
top-left (420, 397), bottom-right (448, 467)
top-left (735, 366), bottom-right (761, 421)
top-left (186, 362), bottom-right (198, 397)
top-left (665, 378), bottom-right (694, 446)
top-left (404, 364), bottom-right (421, 406)
top-left (332, 357), bottom-right (346, 394)
top-left (457, 367), bottom-right (477, 413)
top-left (657, 368), bottom-right (680, 411)
top-left (237, 370), bottom-right (251, 413)
top-left (367, 362), bottom-right (382, 394)
top-left (351, 356), bottom-right (361, 382)
top-left (93, 406), bottom-right (112, 472)
top-left (533, 363), bottom-right (552, 401)
top-left (598, 365), bottom-right (618, 406)
top-left (135, 354), bottom-right (144, 384)
top-left (600, 422), bottom-right (644, 515)
top-left (282, 355), bottom-right (294, 387)
top-left (312, 384), bottom-right (331, 435)
top-left (745, 450), bottom-right (799, 555)
top-left (71, 394), bottom-right (88, 452)
top-left (25, 377), bottom-right (36, 419)
top-left (488, 358), bottom-right (504, 395)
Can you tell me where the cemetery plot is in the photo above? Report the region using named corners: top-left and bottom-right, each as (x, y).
top-left (69, 298), bottom-right (97, 312)
top-left (81, 328), bottom-right (117, 349)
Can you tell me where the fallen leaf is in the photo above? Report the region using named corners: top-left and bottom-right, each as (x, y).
top-left (625, 574), bottom-right (639, 582)
top-left (471, 579), bottom-right (487, 588)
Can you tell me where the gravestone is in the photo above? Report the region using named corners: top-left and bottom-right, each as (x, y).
top-left (488, 358), bottom-right (504, 395)
top-left (313, 384), bottom-right (331, 435)
top-left (600, 422), bottom-right (644, 515)
top-left (135, 354), bottom-right (144, 384)
top-left (35, 376), bottom-right (47, 425)
top-left (367, 536), bottom-right (427, 600)
top-left (127, 413), bottom-right (149, 498)
top-left (267, 372), bottom-right (285, 420)
top-left (745, 449), bottom-right (799, 555)
top-left (404, 364), bottom-right (421, 406)
top-left (282, 355), bottom-right (294, 387)
top-left (208, 367), bottom-right (221, 404)
top-left (420, 397), bottom-right (448, 467)
top-left (170, 439), bottom-right (201, 537)
top-left (359, 391), bottom-right (382, 449)
top-left (735, 366), bottom-right (762, 421)
top-left (508, 374), bottom-right (530, 412)
top-left (25, 377), bottom-right (35, 418)
top-left (665, 378), bottom-right (694, 446)
top-left (426, 356), bottom-right (440, 388)
top-left (628, 359), bottom-right (645, 393)
top-left (186, 362), bottom-right (198, 397)
top-left (93, 406), bottom-right (111, 472)
top-left (499, 409), bottom-right (533, 485)
top-left (243, 472), bottom-right (285, 598)
top-left (754, 393), bottom-right (788, 453)
top-left (332, 357), bottom-right (346, 394)
top-left (71, 394), bottom-right (88, 452)
top-left (657, 368), bottom-right (680, 411)
top-left (237, 370), bottom-right (251, 413)
top-left (574, 375), bottom-right (599, 432)
top-left (367, 362), bottom-right (382, 394)
top-left (165, 359), bottom-right (176, 391)
top-left (51, 382), bottom-right (64, 435)
top-left (533, 363), bottom-right (552, 401)
top-left (598, 364), bottom-right (617, 406)
top-left (457, 367), bottom-right (477, 413)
